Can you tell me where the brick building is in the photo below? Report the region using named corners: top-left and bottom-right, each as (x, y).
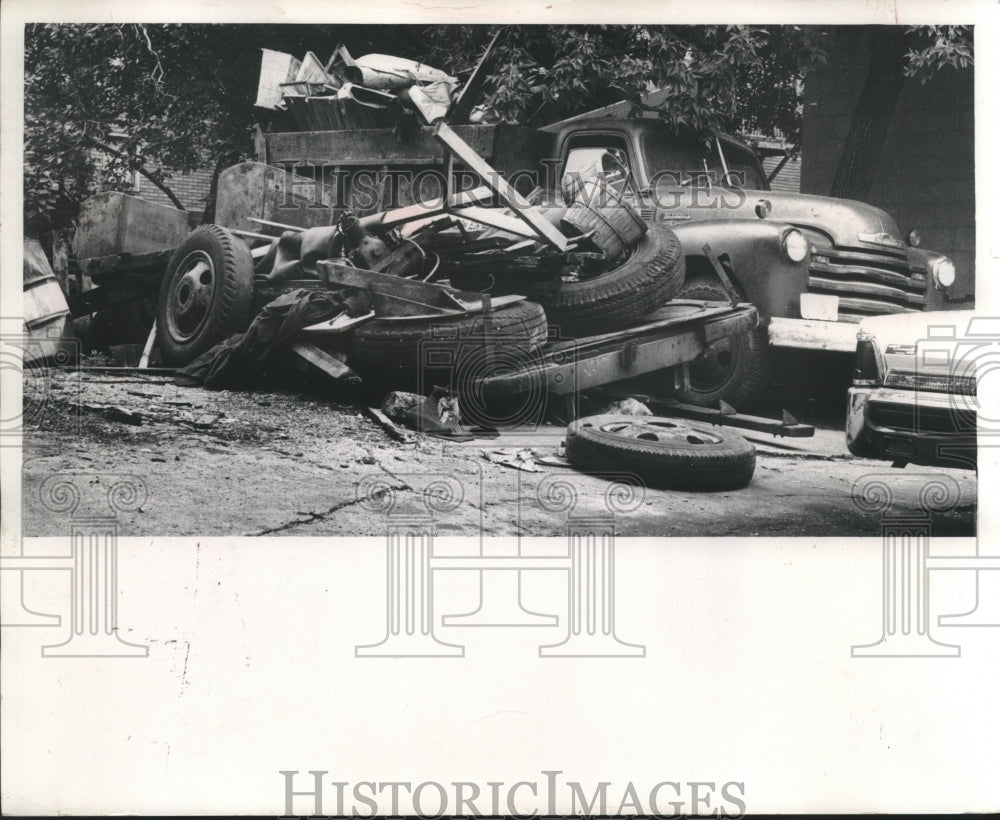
top-left (128, 165), bottom-right (215, 226)
top-left (800, 27), bottom-right (975, 301)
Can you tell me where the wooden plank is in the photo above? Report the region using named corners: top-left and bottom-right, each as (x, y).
top-left (450, 206), bottom-right (538, 239)
top-left (264, 125), bottom-right (498, 166)
top-left (249, 217), bottom-right (304, 232)
top-left (318, 260), bottom-right (467, 311)
top-left (289, 341), bottom-right (354, 381)
top-left (363, 406), bottom-right (415, 443)
top-left (434, 123), bottom-right (568, 251)
top-left (138, 321), bottom-right (157, 369)
top-left (317, 260), bottom-right (525, 316)
top-left (229, 228), bottom-right (277, 243)
top-left (359, 185), bottom-right (494, 230)
top-left (450, 28), bottom-right (506, 124)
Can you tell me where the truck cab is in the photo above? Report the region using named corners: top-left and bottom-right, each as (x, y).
top-left (545, 117), bottom-right (958, 408)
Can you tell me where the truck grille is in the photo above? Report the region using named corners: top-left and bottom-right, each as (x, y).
top-left (808, 247), bottom-right (927, 321)
top-left (884, 371), bottom-right (977, 396)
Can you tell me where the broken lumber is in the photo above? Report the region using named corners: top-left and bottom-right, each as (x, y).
top-left (289, 341), bottom-right (355, 381)
top-left (434, 122), bottom-right (569, 252)
top-left (363, 406), bottom-right (415, 443)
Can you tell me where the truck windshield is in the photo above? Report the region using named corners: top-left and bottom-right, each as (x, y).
top-left (642, 134), bottom-right (768, 191)
top-left (560, 135), bottom-right (636, 203)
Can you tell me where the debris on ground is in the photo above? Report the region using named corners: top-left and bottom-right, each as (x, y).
top-left (601, 397), bottom-right (653, 416)
top-left (84, 403), bottom-right (144, 426)
top-left (483, 448), bottom-right (541, 472)
top-left (363, 406), bottom-right (416, 444)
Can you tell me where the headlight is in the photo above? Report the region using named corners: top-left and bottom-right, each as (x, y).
top-left (930, 257), bottom-right (956, 288)
top-left (781, 229), bottom-right (808, 262)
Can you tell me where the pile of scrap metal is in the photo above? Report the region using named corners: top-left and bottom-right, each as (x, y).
top-left (254, 34), bottom-right (501, 129)
top-left (166, 122), bottom-right (687, 413)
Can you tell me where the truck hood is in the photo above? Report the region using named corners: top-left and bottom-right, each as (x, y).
top-left (671, 188), bottom-right (908, 250)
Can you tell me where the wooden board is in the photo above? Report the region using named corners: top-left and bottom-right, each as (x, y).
top-left (434, 123), bottom-right (568, 252)
top-left (263, 125), bottom-right (498, 167)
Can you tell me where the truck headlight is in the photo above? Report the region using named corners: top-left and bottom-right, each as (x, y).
top-left (930, 257), bottom-right (956, 288)
top-left (782, 229), bottom-right (808, 262)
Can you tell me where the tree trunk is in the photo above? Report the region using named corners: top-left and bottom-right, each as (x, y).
top-left (201, 152), bottom-right (240, 225)
top-left (829, 27), bottom-right (907, 201)
top-left (87, 138), bottom-right (186, 211)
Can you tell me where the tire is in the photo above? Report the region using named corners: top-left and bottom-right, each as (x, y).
top-left (674, 275), bottom-right (770, 410)
top-left (155, 225), bottom-right (254, 365)
top-left (565, 414), bottom-right (756, 491)
top-left (349, 300), bottom-right (549, 393)
top-left (542, 224), bottom-right (685, 336)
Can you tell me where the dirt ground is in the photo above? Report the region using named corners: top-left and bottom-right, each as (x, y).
top-left (18, 353), bottom-right (977, 538)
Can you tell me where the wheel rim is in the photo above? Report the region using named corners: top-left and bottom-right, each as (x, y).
top-left (165, 250), bottom-right (216, 343)
top-left (686, 334), bottom-right (743, 395)
top-left (595, 419), bottom-right (725, 446)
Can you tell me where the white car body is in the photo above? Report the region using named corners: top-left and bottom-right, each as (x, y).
top-left (845, 310), bottom-right (995, 470)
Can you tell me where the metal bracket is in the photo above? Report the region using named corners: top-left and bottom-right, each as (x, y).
top-left (658, 399), bottom-right (815, 438)
top-left (701, 243), bottom-right (741, 307)
top-left (620, 340), bottom-right (638, 370)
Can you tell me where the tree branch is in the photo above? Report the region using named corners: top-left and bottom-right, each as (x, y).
top-left (86, 137), bottom-right (186, 211)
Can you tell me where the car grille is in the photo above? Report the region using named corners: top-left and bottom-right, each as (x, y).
top-left (884, 371), bottom-right (977, 396)
top-left (868, 401), bottom-right (976, 435)
top-left (808, 247), bottom-right (927, 321)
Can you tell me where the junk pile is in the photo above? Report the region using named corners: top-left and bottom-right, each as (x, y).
top-left (162, 122), bottom-right (687, 433)
top-left (255, 42), bottom-right (494, 129)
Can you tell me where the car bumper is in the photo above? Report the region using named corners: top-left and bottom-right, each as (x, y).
top-left (768, 317), bottom-right (859, 352)
top-left (846, 386), bottom-right (978, 470)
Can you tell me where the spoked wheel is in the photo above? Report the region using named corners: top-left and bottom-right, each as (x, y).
top-left (155, 225), bottom-right (254, 365)
top-left (565, 413), bottom-right (756, 491)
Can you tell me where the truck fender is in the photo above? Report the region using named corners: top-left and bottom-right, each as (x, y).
top-left (667, 219), bottom-right (812, 322)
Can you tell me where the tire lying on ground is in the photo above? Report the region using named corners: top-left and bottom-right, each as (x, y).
top-left (348, 300), bottom-right (549, 395)
top-left (155, 225), bottom-right (255, 365)
top-left (673, 275), bottom-right (769, 411)
top-left (565, 413), bottom-right (756, 491)
top-left (541, 224), bottom-right (685, 337)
